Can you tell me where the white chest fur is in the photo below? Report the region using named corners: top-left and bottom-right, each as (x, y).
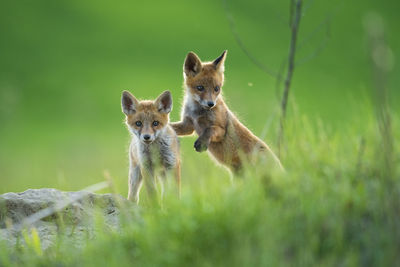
top-left (132, 130), bottom-right (177, 170)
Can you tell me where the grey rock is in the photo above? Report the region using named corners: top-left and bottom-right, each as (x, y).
top-left (0, 189), bottom-right (132, 251)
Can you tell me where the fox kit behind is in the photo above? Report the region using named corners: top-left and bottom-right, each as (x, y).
top-left (121, 90), bottom-right (180, 204)
top-left (171, 51), bottom-right (283, 173)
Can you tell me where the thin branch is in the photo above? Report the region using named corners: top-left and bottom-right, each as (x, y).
top-left (223, 0), bottom-right (277, 77)
top-left (364, 13), bottom-right (394, 175)
top-left (297, 15), bottom-right (331, 49)
top-left (277, 0), bottom-right (303, 156)
top-left (296, 22), bottom-right (330, 66)
top-left (297, 1), bottom-right (343, 65)
top-left (274, 59), bottom-right (287, 100)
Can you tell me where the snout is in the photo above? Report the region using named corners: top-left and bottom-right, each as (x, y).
top-left (201, 101), bottom-right (216, 110)
top-left (141, 134), bottom-right (154, 144)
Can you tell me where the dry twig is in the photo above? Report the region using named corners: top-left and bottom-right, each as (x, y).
top-left (277, 0), bottom-right (303, 156)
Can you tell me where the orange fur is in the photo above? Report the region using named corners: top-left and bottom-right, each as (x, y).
top-left (122, 90), bottom-right (181, 203)
top-left (171, 51), bottom-right (283, 173)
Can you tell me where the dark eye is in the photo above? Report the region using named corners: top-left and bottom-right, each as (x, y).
top-left (214, 86), bottom-right (220, 92)
top-left (135, 121), bottom-right (142, 127)
top-left (153, 121), bottom-right (159, 126)
top-left (196, 85), bottom-right (204, 91)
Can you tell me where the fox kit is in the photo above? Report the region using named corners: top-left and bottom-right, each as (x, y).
top-left (121, 90), bottom-right (180, 203)
top-left (171, 51), bottom-right (283, 173)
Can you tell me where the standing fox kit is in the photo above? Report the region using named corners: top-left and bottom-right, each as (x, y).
top-left (171, 51), bottom-right (283, 173)
top-left (121, 90), bottom-right (180, 203)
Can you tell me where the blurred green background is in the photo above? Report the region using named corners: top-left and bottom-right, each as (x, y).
top-left (0, 0), bottom-right (398, 194)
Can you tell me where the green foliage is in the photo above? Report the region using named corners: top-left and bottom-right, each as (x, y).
top-left (1, 114), bottom-right (399, 266)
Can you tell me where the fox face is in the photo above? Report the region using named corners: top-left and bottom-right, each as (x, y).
top-left (184, 51), bottom-right (227, 110)
top-left (122, 90), bottom-right (172, 144)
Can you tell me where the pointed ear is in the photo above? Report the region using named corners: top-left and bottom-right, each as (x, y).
top-left (184, 52), bottom-right (202, 77)
top-left (155, 90), bottom-right (172, 113)
top-left (121, 90), bottom-right (139, 115)
top-left (213, 50), bottom-right (227, 72)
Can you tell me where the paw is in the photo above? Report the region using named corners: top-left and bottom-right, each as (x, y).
top-left (194, 138), bottom-right (208, 152)
top-left (127, 195), bottom-right (139, 204)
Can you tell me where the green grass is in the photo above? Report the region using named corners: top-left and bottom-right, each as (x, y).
top-left (1, 111), bottom-right (399, 266)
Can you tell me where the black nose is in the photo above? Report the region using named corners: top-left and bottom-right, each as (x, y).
top-left (207, 101), bottom-right (214, 107)
top-left (143, 134), bottom-right (151, 140)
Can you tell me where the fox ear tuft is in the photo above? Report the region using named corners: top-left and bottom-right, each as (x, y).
top-left (121, 90), bottom-right (138, 115)
top-left (213, 50), bottom-right (227, 72)
top-left (155, 90), bottom-right (172, 114)
top-left (184, 52), bottom-right (202, 77)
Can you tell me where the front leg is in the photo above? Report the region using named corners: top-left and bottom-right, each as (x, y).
top-left (170, 116), bottom-right (194, 136)
top-left (194, 126), bottom-right (226, 152)
top-left (210, 125), bottom-right (226, 142)
top-left (174, 162), bottom-right (181, 199)
top-left (158, 163), bottom-right (181, 200)
top-left (141, 168), bottom-right (161, 206)
top-left (128, 165), bottom-right (142, 204)
top-left (194, 128), bottom-right (211, 152)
